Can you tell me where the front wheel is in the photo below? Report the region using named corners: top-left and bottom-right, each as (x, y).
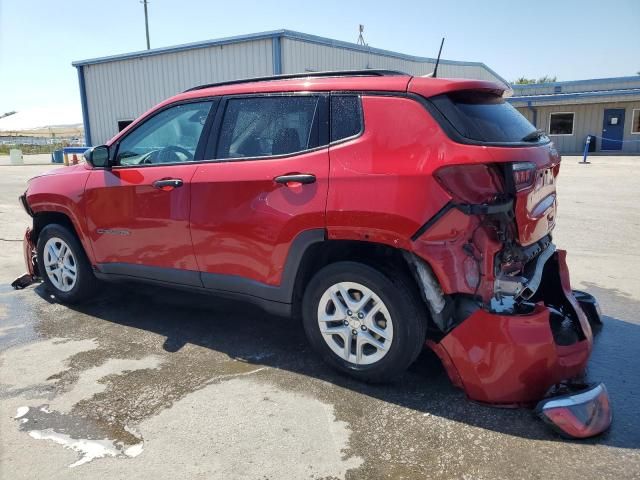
top-left (36, 224), bottom-right (97, 303)
top-left (302, 261), bottom-right (427, 382)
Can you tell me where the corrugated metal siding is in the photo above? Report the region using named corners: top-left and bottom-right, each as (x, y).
top-left (81, 34), bottom-right (507, 145)
top-left (280, 38), bottom-right (503, 83)
top-left (84, 39), bottom-right (273, 144)
top-left (516, 101), bottom-right (640, 154)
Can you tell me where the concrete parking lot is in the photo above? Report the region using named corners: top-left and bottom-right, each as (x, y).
top-left (1, 155), bottom-right (639, 479)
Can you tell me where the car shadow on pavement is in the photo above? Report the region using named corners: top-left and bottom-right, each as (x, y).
top-left (33, 281), bottom-right (640, 449)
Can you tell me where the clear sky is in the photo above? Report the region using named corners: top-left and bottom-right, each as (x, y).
top-left (1, 0), bottom-right (638, 119)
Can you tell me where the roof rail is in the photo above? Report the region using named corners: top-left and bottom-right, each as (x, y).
top-left (184, 69), bottom-right (408, 92)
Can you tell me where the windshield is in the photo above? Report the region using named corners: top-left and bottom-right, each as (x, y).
top-left (432, 91), bottom-right (544, 144)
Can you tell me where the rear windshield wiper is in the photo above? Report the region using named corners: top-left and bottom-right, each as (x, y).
top-left (521, 129), bottom-right (545, 142)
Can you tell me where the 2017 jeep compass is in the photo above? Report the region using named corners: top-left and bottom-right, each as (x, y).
top-left (14, 70), bottom-right (611, 438)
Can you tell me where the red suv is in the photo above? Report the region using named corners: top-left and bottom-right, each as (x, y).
top-left (15, 70), bottom-right (610, 437)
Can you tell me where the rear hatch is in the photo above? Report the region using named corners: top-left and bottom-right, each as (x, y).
top-left (510, 146), bottom-right (560, 246)
top-left (429, 89), bottom-right (560, 246)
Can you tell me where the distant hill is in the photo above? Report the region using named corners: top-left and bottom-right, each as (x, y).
top-left (0, 106), bottom-right (83, 134)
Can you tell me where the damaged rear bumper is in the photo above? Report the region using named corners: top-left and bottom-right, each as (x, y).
top-left (428, 249), bottom-right (596, 407)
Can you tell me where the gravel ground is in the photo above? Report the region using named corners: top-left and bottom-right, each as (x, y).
top-left (0, 155), bottom-right (638, 479)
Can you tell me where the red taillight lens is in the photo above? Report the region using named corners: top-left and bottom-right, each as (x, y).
top-left (512, 162), bottom-right (537, 191)
top-left (434, 164), bottom-right (504, 204)
top-left (536, 383), bottom-right (612, 439)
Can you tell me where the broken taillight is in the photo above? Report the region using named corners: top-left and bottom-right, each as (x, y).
top-left (434, 164), bottom-right (504, 204)
top-left (512, 162), bottom-right (537, 191)
top-left (536, 383), bottom-right (612, 439)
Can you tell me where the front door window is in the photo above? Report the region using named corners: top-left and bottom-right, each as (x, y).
top-left (116, 101), bottom-right (212, 165)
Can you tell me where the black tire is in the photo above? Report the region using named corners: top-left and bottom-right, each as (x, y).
top-left (302, 261), bottom-right (427, 383)
top-left (36, 224), bottom-right (98, 304)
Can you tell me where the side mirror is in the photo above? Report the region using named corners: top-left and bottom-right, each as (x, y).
top-left (84, 145), bottom-right (110, 168)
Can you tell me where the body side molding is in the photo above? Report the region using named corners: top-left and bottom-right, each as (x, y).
top-left (200, 228), bottom-right (325, 303)
top-left (94, 228), bottom-right (326, 312)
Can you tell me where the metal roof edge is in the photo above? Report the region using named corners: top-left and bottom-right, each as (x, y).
top-left (279, 30), bottom-right (509, 85)
top-left (71, 29), bottom-right (510, 85)
top-left (72, 29), bottom-right (287, 67)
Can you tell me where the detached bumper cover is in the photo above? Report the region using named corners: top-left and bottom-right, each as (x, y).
top-left (22, 227), bottom-right (37, 276)
top-left (429, 250), bottom-right (594, 406)
top-left (11, 228), bottom-right (38, 290)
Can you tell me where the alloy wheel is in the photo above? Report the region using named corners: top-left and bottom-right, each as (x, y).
top-left (317, 281), bottom-right (394, 365)
top-left (43, 237), bottom-right (78, 292)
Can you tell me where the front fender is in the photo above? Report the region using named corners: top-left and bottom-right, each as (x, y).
top-left (26, 169), bottom-right (95, 264)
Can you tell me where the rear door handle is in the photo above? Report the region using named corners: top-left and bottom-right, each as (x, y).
top-left (153, 178), bottom-right (183, 190)
top-left (274, 173), bottom-right (316, 185)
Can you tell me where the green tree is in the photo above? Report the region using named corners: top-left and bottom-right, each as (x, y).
top-left (537, 75), bottom-right (557, 83)
top-left (513, 77), bottom-right (536, 84)
top-left (513, 76), bottom-right (557, 85)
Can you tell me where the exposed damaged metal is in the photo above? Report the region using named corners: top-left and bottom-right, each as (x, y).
top-left (403, 251), bottom-right (451, 331)
top-left (493, 243), bottom-right (556, 304)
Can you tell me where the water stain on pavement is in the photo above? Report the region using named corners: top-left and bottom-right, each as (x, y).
top-left (1, 278), bottom-right (639, 478)
top-left (14, 405), bottom-right (143, 467)
top-left (1, 285), bottom-right (363, 475)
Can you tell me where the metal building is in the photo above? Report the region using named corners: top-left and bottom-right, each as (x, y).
top-left (508, 77), bottom-right (640, 154)
top-left (72, 29), bottom-right (508, 145)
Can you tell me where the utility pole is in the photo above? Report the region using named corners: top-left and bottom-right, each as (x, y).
top-left (141, 0), bottom-right (151, 50)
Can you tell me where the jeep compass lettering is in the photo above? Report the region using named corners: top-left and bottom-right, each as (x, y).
top-left (14, 71), bottom-right (611, 438)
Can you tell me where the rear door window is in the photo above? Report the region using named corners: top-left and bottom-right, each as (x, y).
top-left (431, 91), bottom-right (542, 143)
top-left (331, 95), bottom-right (363, 142)
top-left (216, 96), bottom-right (321, 159)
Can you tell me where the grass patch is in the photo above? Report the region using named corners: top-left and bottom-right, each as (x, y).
top-left (0, 144), bottom-right (62, 155)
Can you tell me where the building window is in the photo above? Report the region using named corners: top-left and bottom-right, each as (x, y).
top-left (632, 109), bottom-right (640, 135)
top-left (118, 120), bottom-right (133, 132)
top-left (549, 112), bottom-right (574, 135)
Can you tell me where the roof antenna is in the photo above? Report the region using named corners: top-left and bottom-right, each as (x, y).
top-left (357, 24), bottom-right (366, 46)
top-left (432, 37), bottom-right (445, 78)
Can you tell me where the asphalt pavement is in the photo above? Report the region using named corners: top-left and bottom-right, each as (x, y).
top-left (1, 155), bottom-right (638, 479)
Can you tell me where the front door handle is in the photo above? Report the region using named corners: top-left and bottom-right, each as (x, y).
top-left (153, 178), bottom-right (183, 191)
top-left (274, 173), bottom-right (316, 186)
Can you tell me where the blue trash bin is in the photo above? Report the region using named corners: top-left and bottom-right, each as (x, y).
top-left (52, 149), bottom-right (64, 164)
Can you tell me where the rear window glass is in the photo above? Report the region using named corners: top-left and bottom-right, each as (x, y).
top-left (216, 96), bottom-right (320, 159)
top-left (331, 95), bottom-right (362, 142)
top-left (432, 91), bottom-right (541, 143)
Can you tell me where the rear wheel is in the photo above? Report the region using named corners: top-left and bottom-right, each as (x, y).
top-left (302, 261), bottom-right (427, 382)
top-left (37, 224), bottom-right (97, 303)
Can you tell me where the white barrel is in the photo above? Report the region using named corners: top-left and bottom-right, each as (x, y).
top-left (9, 149), bottom-right (24, 165)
